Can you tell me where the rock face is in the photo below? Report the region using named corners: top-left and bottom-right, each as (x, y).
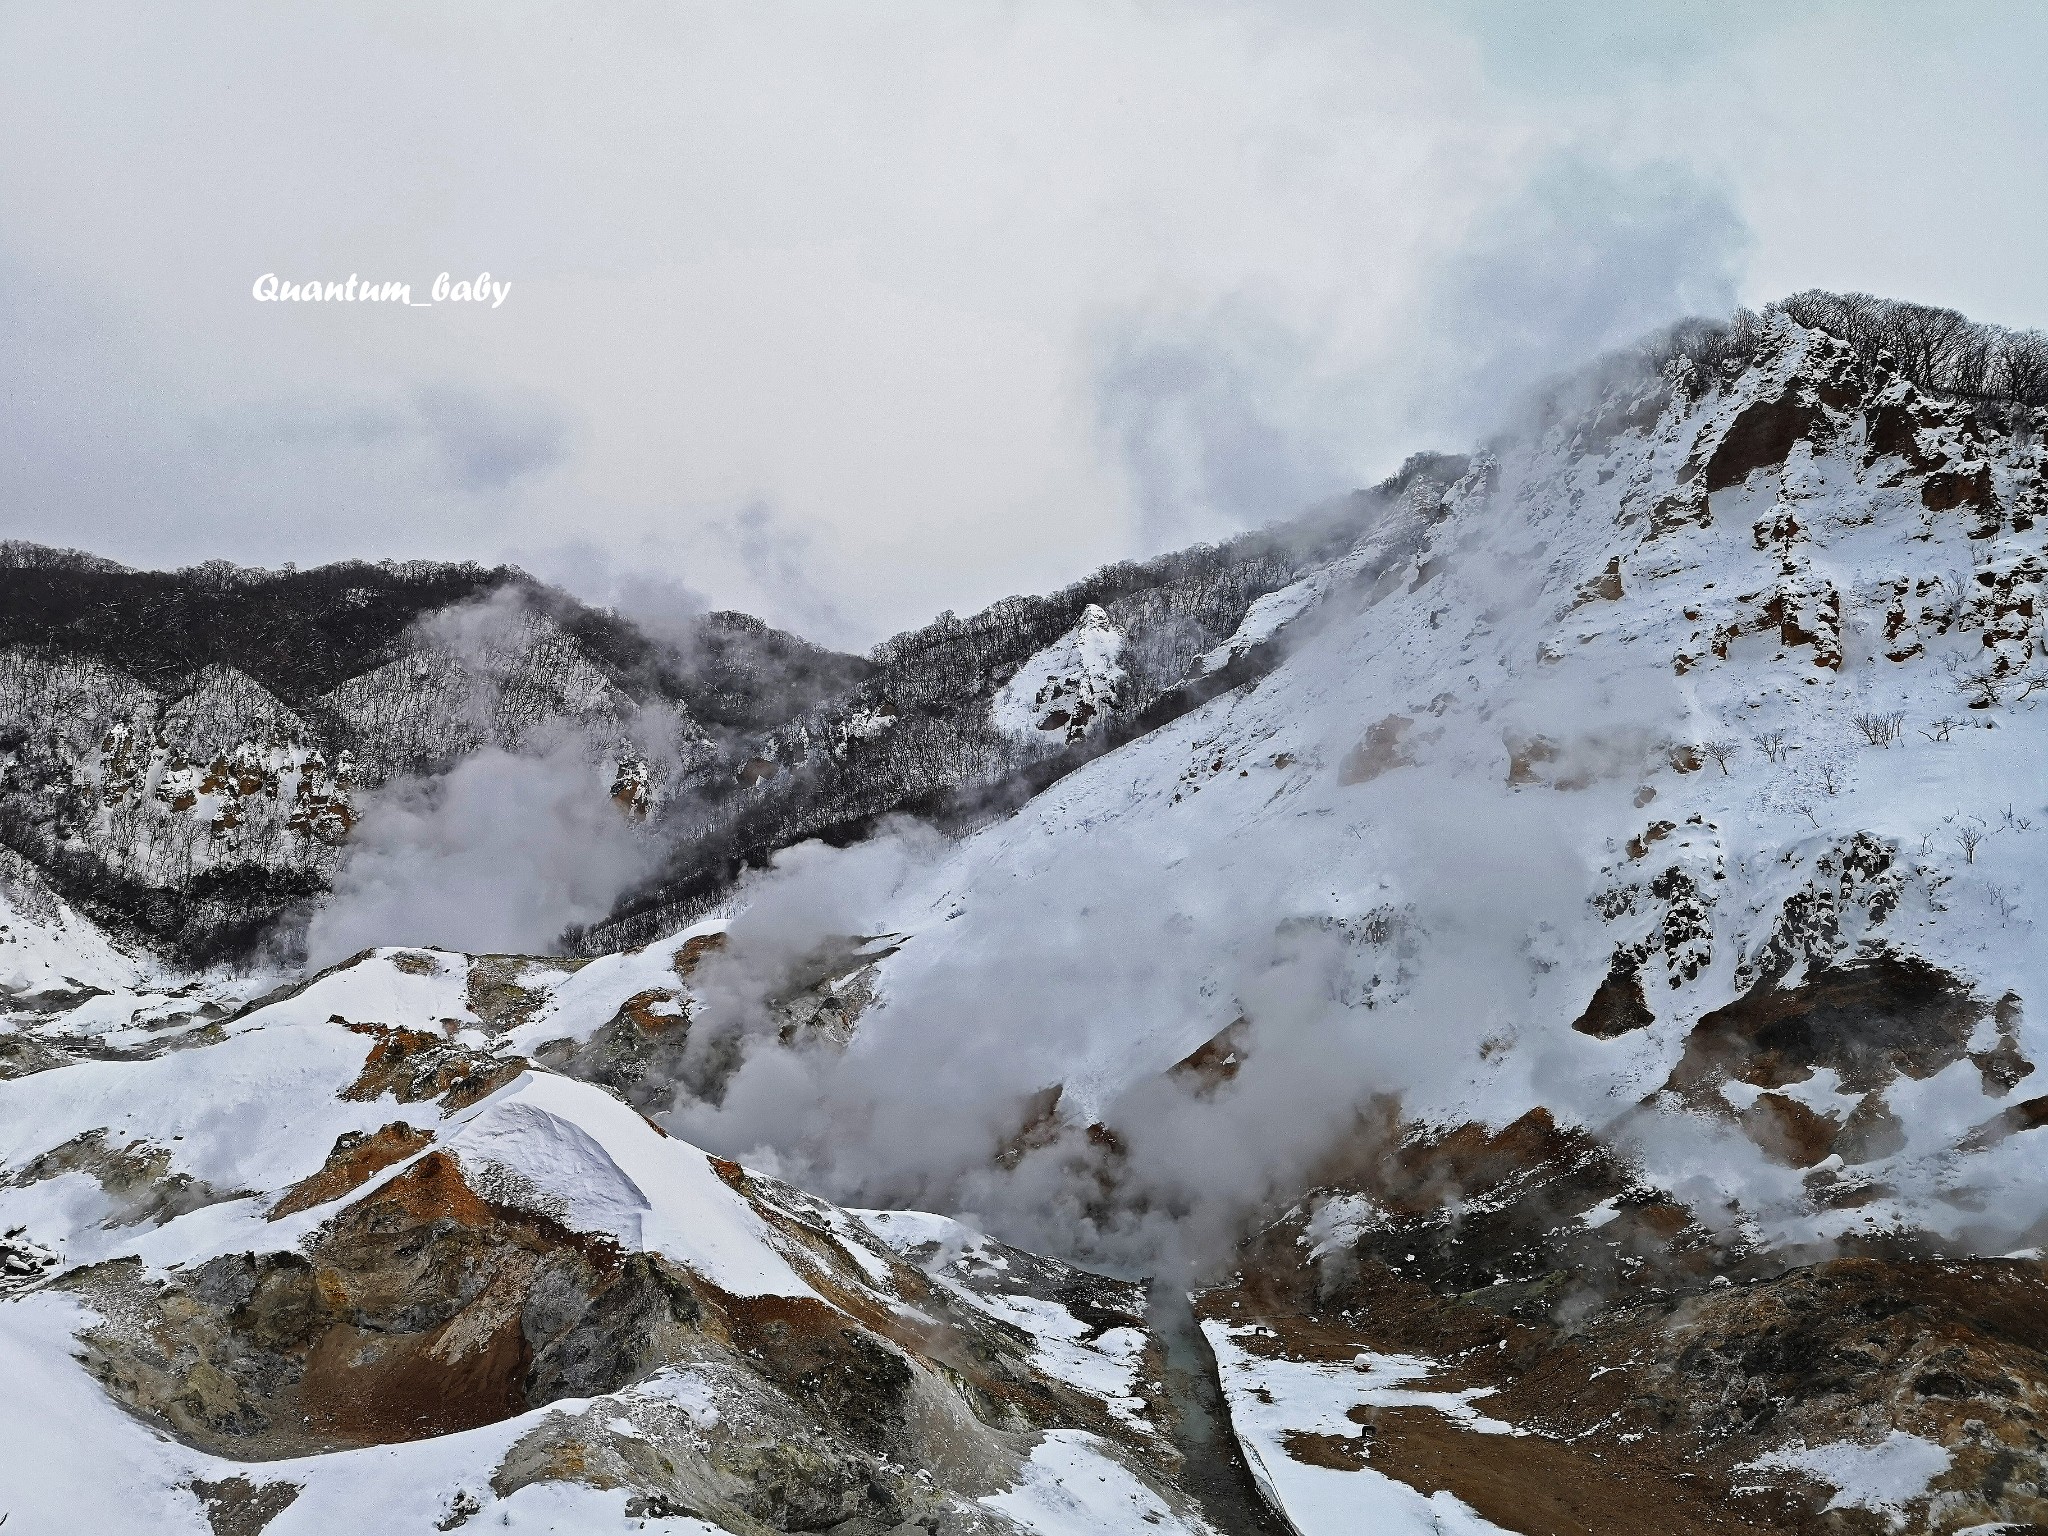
top-left (1201, 1114), bottom-right (2048, 1535)
top-left (0, 555), bottom-right (865, 965)
top-left (990, 604), bottom-right (1130, 745)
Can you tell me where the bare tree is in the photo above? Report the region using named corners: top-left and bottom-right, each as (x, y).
top-left (1892, 302), bottom-right (1974, 386)
top-left (1963, 672), bottom-right (2005, 710)
top-left (1944, 652), bottom-right (2005, 708)
top-left (1957, 821), bottom-right (1988, 863)
top-left (1950, 332), bottom-right (1996, 396)
top-left (1921, 716), bottom-right (1959, 743)
top-left (1779, 290), bottom-right (2048, 407)
top-left (1701, 739), bottom-right (1738, 775)
top-left (2000, 331), bottom-right (2048, 408)
top-left (1816, 760), bottom-right (1845, 796)
top-left (1752, 729), bottom-right (1791, 764)
top-left (1850, 711), bottom-right (1905, 747)
top-left (1929, 572), bottom-right (1971, 628)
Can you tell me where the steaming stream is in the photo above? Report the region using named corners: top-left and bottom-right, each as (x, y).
top-left (1146, 1284), bottom-right (1296, 1536)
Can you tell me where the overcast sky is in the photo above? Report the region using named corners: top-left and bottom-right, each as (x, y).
top-left (3, 1), bottom-right (2044, 645)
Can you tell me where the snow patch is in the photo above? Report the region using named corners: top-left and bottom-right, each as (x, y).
top-left (1743, 1432), bottom-right (1952, 1523)
top-left (980, 1430), bottom-right (1211, 1535)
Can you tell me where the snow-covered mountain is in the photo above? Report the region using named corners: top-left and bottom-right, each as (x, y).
top-left (0, 890), bottom-right (1247, 1532)
top-left (10, 293), bottom-right (2048, 1533)
top-left (649, 302), bottom-right (2048, 1532)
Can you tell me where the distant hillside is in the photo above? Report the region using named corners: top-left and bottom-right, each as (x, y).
top-left (0, 547), bottom-right (866, 963)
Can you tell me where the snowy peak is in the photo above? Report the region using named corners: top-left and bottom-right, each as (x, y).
top-left (991, 602), bottom-right (1130, 744)
top-left (664, 303), bottom-right (2048, 1532)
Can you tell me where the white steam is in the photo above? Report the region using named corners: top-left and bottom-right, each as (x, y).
top-left (305, 738), bottom-right (659, 966)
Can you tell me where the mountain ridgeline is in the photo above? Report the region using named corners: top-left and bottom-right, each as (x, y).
top-left (0, 549), bottom-right (867, 962)
top-left (0, 460), bottom-right (1460, 964)
top-left (9, 286), bottom-right (2045, 971)
top-left (575, 470), bottom-right (1465, 951)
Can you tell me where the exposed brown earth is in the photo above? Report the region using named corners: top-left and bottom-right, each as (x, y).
top-left (1339, 714), bottom-right (1418, 785)
top-left (1170, 1017), bottom-right (1252, 1094)
top-left (673, 930), bottom-right (729, 977)
top-left (1704, 388), bottom-right (1826, 493)
top-left (1207, 1108), bottom-right (2048, 1534)
top-left (1570, 959), bottom-right (1655, 1039)
top-left (189, 1475), bottom-right (301, 1536)
top-left (464, 954), bottom-right (581, 1032)
top-left (267, 1122), bottom-right (435, 1219)
top-left (1667, 950), bottom-right (1985, 1100)
top-left (65, 1131), bottom-right (1204, 1532)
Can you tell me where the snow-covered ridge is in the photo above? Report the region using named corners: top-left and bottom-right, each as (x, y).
top-left (847, 314), bottom-right (2048, 1251)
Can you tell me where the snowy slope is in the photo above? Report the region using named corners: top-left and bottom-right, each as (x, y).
top-left (797, 315), bottom-right (2048, 1254)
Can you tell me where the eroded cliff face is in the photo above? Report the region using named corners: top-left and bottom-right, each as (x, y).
top-left (1165, 323), bottom-right (2048, 1533)
top-left (0, 561), bottom-right (874, 964)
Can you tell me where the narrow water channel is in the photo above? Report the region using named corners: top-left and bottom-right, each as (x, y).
top-left (1145, 1283), bottom-right (1297, 1536)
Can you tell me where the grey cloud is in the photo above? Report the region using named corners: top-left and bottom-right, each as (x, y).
top-left (2, 3), bottom-right (2040, 632)
top-left (521, 540), bottom-right (713, 652)
top-left (413, 385), bottom-right (569, 491)
top-left (0, 239), bottom-right (573, 568)
top-left (1431, 0), bottom-right (1825, 96)
top-left (198, 384), bottom-right (568, 497)
top-left (716, 502), bottom-right (860, 650)
top-left (1087, 153), bottom-right (1752, 561)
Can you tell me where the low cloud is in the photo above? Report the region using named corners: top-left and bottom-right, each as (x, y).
top-left (521, 540), bottom-right (714, 652)
top-left (714, 502), bottom-right (862, 650)
top-left (1096, 304), bottom-right (1352, 550)
top-left (1421, 154), bottom-right (1752, 436)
